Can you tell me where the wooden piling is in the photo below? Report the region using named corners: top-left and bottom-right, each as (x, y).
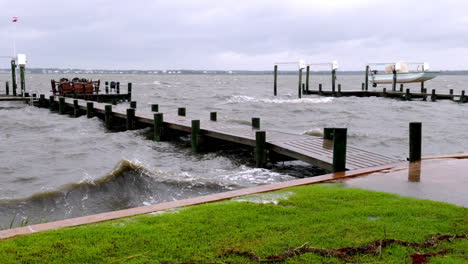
top-left (105, 81), bottom-right (109, 94)
top-left (130, 101), bottom-right (137, 109)
top-left (178, 107), bottom-right (186, 116)
top-left (420, 81), bottom-right (424, 93)
top-left (58, 97), bottom-right (66, 115)
top-left (431, 89), bottom-right (437, 101)
top-left (382, 88), bottom-right (387, 97)
top-left (361, 82), bottom-right (365, 91)
top-left (461, 90), bottom-right (466, 103)
top-left (112, 99), bottom-right (117, 105)
top-left (105, 105), bottom-right (113, 129)
top-left (409, 122), bottom-right (422, 162)
top-left (405, 89), bottom-right (411, 101)
top-left (364, 66), bottom-right (369, 91)
top-left (153, 113), bottom-right (164, 141)
top-left (252, 117), bottom-right (260, 129)
top-left (116, 82), bottom-right (120, 94)
top-left (399, 83), bottom-right (403, 92)
top-left (392, 70), bottom-right (397, 92)
top-left (422, 88), bottom-right (427, 101)
top-left (337, 84), bottom-right (341, 96)
top-left (323, 128), bottom-right (333, 140)
top-left (331, 69), bottom-right (336, 94)
top-left (273, 65), bottom-right (278, 96)
top-left (449, 89), bottom-right (453, 95)
top-left (39, 94), bottom-right (45, 107)
top-left (151, 104), bottom-right (159, 112)
top-left (191, 120), bottom-right (200, 153)
top-left (255, 130), bottom-right (266, 168)
top-left (5, 81), bottom-right (9, 95)
top-left (318, 84), bottom-right (323, 95)
top-left (332, 128), bottom-right (347, 173)
top-left (73, 99), bottom-right (80, 117)
top-left (210, 112), bottom-right (217, 121)
top-left (49, 96), bottom-right (55, 111)
top-left (19, 66), bottom-right (26, 95)
top-left (86, 102), bottom-right (94, 118)
top-left (126, 108), bottom-right (135, 130)
top-left (10, 60), bottom-right (17, 96)
top-left (298, 68), bottom-right (302, 99)
top-left (128, 83), bottom-right (132, 101)
top-left (302, 83), bottom-right (305, 93)
top-left (306, 65), bottom-right (310, 93)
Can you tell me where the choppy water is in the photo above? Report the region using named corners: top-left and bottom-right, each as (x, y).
top-left (0, 73), bottom-right (467, 227)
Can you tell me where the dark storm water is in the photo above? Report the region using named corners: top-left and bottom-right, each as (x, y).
top-left (0, 73), bottom-right (467, 227)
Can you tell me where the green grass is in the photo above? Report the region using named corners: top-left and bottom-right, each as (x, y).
top-left (0, 184), bottom-right (466, 263)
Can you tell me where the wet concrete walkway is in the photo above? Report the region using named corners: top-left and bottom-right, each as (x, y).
top-left (343, 156), bottom-right (468, 207)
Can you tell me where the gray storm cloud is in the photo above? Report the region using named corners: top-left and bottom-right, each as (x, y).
top-left (0, 0), bottom-right (467, 70)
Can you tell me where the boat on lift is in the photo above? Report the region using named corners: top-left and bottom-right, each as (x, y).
top-left (368, 62), bottom-right (439, 86)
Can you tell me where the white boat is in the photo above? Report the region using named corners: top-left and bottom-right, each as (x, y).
top-left (368, 62), bottom-right (439, 85)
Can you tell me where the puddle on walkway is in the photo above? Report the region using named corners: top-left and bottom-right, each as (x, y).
top-left (343, 158), bottom-right (468, 207)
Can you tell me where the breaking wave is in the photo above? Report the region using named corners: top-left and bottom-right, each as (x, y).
top-left (225, 95), bottom-right (334, 104)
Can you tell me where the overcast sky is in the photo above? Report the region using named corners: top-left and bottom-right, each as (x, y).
top-left (0, 0), bottom-right (467, 70)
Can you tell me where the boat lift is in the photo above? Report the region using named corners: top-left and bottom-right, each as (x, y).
top-left (365, 62), bottom-right (430, 92)
top-left (0, 54), bottom-right (27, 96)
top-left (273, 60), bottom-right (339, 98)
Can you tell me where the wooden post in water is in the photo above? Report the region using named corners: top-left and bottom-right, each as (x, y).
top-left (105, 81), bottom-right (109, 94)
top-left (392, 70), bottom-right (397, 92)
top-left (191, 120), bottom-right (200, 153)
top-left (73, 99), bottom-right (80, 117)
top-left (449, 89), bottom-right (453, 95)
top-left (39, 94), bottom-right (45, 107)
top-left (5, 81), bottom-right (9, 95)
top-left (151, 104), bottom-right (159, 112)
top-left (153, 113), bottom-right (164, 141)
top-left (323, 128), bottom-right (333, 140)
top-left (331, 69), bottom-right (336, 95)
top-left (420, 82), bottom-right (424, 93)
top-left (361, 82), bottom-right (365, 91)
top-left (422, 88), bottom-right (427, 101)
top-left (364, 65), bottom-right (369, 91)
top-left (210, 112), bottom-right (217, 121)
top-left (130, 101), bottom-right (137, 109)
top-left (332, 128), bottom-right (347, 173)
top-left (58, 97), bottom-right (66, 115)
top-left (19, 65), bottom-right (26, 95)
top-left (298, 68), bottom-right (302, 99)
top-left (431, 89), bottom-right (437, 101)
top-left (49, 96), bottom-right (55, 111)
top-left (86, 102), bottom-right (94, 118)
top-left (306, 65), bottom-right (310, 93)
top-left (382, 88), bottom-right (387, 97)
top-left (11, 60), bottom-right (17, 96)
top-left (273, 65), bottom-right (278, 96)
top-left (252, 117), bottom-right (260, 129)
top-left (255, 130), bottom-right (266, 168)
top-left (461, 90), bottom-right (466, 103)
top-left (409, 122), bottom-right (422, 162)
top-left (318, 84), bottom-right (323, 95)
top-left (126, 108), bottom-right (135, 130)
top-left (128, 83), bottom-right (132, 101)
top-left (399, 83), bottom-right (403, 92)
top-left (302, 83), bottom-right (305, 94)
top-left (337, 84), bottom-right (341, 96)
top-left (405, 89), bottom-right (411, 101)
top-left (105, 105), bottom-right (113, 129)
top-left (178, 107), bottom-right (186, 116)
top-left (116, 82), bottom-right (120, 94)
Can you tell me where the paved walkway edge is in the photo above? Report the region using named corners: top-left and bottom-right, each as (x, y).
top-left (1, 153), bottom-right (465, 240)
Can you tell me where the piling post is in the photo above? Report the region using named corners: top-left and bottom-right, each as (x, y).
top-left (130, 101), bottom-right (137, 109)
top-left (323, 128), bottom-right (333, 140)
top-left (364, 65), bottom-right (369, 91)
top-left (409, 122), bottom-right (422, 162)
top-left (383, 88), bottom-right (387, 97)
top-left (191, 120), bottom-right (201, 153)
top-left (392, 70), bottom-right (397, 92)
top-left (332, 128), bottom-right (347, 173)
top-left (461, 90), bottom-right (466, 103)
top-left (331, 69), bottom-right (336, 95)
top-left (405, 89), bottom-right (411, 101)
top-left (19, 65), bottom-right (26, 95)
top-left (273, 65), bottom-right (278, 96)
top-left (10, 60), bottom-right (17, 96)
top-left (116, 82), bottom-right (120, 94)
top-left (105, 81), bottom-right (109, 94)
top-left (422, 88), bottom-right (427, 101)
top-left (449, 89), bottom-right (453, 95)
top-left (337, 84), bottom-right (341, 97)
top-left (39, 94), bottom-right (45, 107)
top-left (420, 82), bottom-right (424, 93)
top-left (49, 96), bottom-right (55, 111)
top-left (126, 108), bottom-right (136, 130)
top-left (431, 89), bottom-right (437, 101)
top-left (298, 68), bottom-right (302, 99)
top-left (105, 105), bottom-right (113, 129)
top-left (127, 83), bottom-right (132, 101)
top-left (302, 83), bottom-right (305, 94)
top-left (361, 82), bottom-right (365, 91)
top-left (178, 107), bottom-right (186, 116)
top-left (112, 99), bottom-right (117, 105)
top-left (58, 97), bottom-right (66, 115)
top-left (255, 130), bottom-right (266, 168)
top-left (318, 84), bottom-right (323, 95)
top-left (399, 83), bottom-right (404, 92)
top-left (5, 81), bottom-right (9, 95)
top-left (210, 112), bottom-right (217, 121)
top-left (153, 113), bottom-right (164, 141)
top-left (151, 104), bottom-right (159, 112)
top-left (86, 102), bottom-right (94, 118)
top-left (306, 65), bottom-right (310, 93)
top-left (73, 99), bottom-right (80, 117)
top-left (252, 117), bottom-right (260, 129)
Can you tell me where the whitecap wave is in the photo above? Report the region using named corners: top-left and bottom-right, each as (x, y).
top-left (226, 95), bottom-right (333, 104)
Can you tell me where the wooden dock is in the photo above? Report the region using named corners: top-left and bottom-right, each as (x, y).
top-left (14, 95), bottom-right (400, 172)
top-left (0, 95), bottom-right (30, 101)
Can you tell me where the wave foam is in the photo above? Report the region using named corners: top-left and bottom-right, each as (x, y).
top-left (226, 95), bottom-right (333, 104)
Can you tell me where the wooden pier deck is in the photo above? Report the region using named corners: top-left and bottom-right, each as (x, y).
top-left (25, 95), bottom-right (398, 171)
top-left (0, 95), bottom-right (30, 101)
